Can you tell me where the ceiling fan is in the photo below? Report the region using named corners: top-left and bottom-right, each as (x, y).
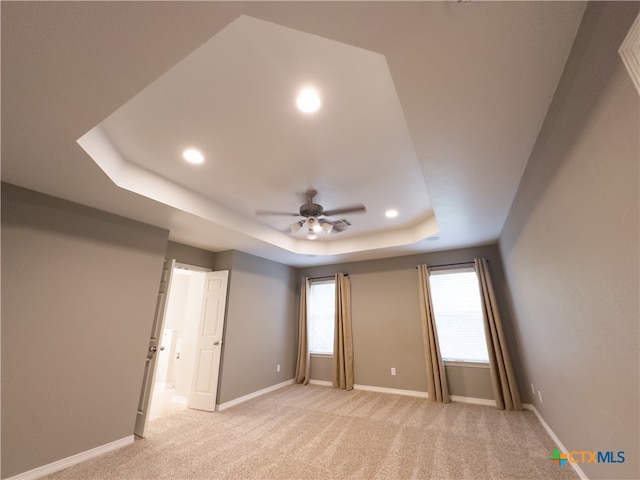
top-left (256, 189), bottom-right (366, 239)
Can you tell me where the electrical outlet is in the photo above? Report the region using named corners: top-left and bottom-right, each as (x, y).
top-left (531, 383), bottom-right (535, 395)
top-left (391, 367), bottom-right (396, 376)
top-left (537, 390), bottom-right (543, 403)
top-left (276, 364), bottom-right (281, 373)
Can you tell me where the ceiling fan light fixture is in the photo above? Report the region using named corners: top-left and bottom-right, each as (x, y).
top-left (259, 189), bottom-right (364, 238)
top-left (385, 209), bottom-right (399, 218)
top-left (290, 221), bottom-right (303, 233)
top-left (321, 222), bottom-right (334, 234)
top-left (305, 216), bottom-right (323, 233)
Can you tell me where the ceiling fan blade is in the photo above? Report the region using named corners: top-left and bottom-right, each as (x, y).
top-left (255, 210), bottom-right (301, 216)
top-left (323, 219), bottom-right (350, 232)
top-left (322, 204), bottom-right (366, 217)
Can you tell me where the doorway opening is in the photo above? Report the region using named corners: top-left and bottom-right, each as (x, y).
top-left (135, 261), bottom-right (229, 437)
top-left (148, 265), bottom-right (207, 421)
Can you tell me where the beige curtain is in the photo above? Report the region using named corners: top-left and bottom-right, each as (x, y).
top-left (333, 273), bottom-right (354, 390)
top-left (417, 265), bottom-right (450, 403)
top-left (294, 277), bottom-right (311, 385)
top-left (474, 258), bottom-right (522, 411)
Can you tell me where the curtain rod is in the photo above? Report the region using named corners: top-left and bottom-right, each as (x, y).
top-left (416, 261), bottom-right (475, 269)
top-left (308, 274), bottom-right (348, 281)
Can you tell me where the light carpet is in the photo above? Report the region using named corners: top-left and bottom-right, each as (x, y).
top-left (46, 384), bottom-right (579, 479)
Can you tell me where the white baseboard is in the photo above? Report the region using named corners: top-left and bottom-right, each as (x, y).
top-left (312, 381), bottom-right (497, 406)
top-left (309, 381), bottom-right (425, 397)
top-left (450, 394), bottom-right (496, 407)
top-left (526, 404), bottom-right (588, 480)
top-left (354, 383), bottom-right (429, 398)
top-left (6, 436), bottom-right (134, 480)
top-left (309, 379), bottom-right (332, 387)
top-left (216, 378), bottom-right (295, 411)
top-left (354, 384), bottom-right (497, 407)
top-left (310, 380), bottom-right (425, 397)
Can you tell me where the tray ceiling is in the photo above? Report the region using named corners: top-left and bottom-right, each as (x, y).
top-left (2, 2), bottom-right (586, 265)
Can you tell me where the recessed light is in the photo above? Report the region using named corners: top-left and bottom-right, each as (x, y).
top-left (296, 88), bottom-right (321, 113)
top-left (385, 209), bottom-right (399, 218)
top-left (182, 148), bottom-right (204, 164)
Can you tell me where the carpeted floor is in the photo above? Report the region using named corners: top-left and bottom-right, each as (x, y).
top-left (46, 384), bottom-right (579, 479)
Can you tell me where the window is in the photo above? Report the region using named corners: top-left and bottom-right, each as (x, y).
top-left (429, 268), bottom-right (489, 364)
top-left (308, 279), bottom-right (335, 354)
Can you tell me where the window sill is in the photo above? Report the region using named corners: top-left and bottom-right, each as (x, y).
top-left (444, 361), bottom-right (490, 369)
top-left (310, 352), bottom-right (333, 359)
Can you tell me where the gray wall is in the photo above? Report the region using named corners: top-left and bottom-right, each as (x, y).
top-left (217, 251), bottom-right (298, 404)
top-left (161, 245), bottom-right (298, 405)
top-left (165, 240), bottom-right (218, 269)
top-left (299, 244), bottom-right (524, 401)
top-left (212, 249), bottom-right (234, 272)
top-left (1, 183), bottom-right (169, 478)
top-left (499, 3), bottom-right (639, 479)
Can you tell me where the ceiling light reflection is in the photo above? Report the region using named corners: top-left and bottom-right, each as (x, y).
top-left (296, 88), bottom-right (321, 113)
top-left (182, 148), bottom-right (204, 164)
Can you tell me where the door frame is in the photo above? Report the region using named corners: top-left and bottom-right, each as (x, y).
top-left (134, 259), bottom-right (175, 438)
top-left (134, 260), bottom-right (214, 437)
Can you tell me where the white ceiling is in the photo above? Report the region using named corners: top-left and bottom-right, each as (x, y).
top-left (2, 1), bottom-right (586, 267)
top-left (79, 15), bottom-right (438, 257)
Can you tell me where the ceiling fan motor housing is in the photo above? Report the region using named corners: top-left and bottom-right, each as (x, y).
top-left (300, 203), bottom-right (324, 217)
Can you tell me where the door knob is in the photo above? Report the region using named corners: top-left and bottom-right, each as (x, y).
top-left (213, 341), bottom-right (220, 346)
top-left (149, 346), bottom-right (157, 352)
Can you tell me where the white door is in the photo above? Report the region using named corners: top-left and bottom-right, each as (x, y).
top-left (134, 259), bottom-right (175, 437)
top-left (188, 270), bottom-right (229, 411)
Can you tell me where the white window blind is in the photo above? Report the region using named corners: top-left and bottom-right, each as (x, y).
top-left (308, 279), bottom-right (335, 354)
top-left (429, 268), bottom-right (489, 363)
